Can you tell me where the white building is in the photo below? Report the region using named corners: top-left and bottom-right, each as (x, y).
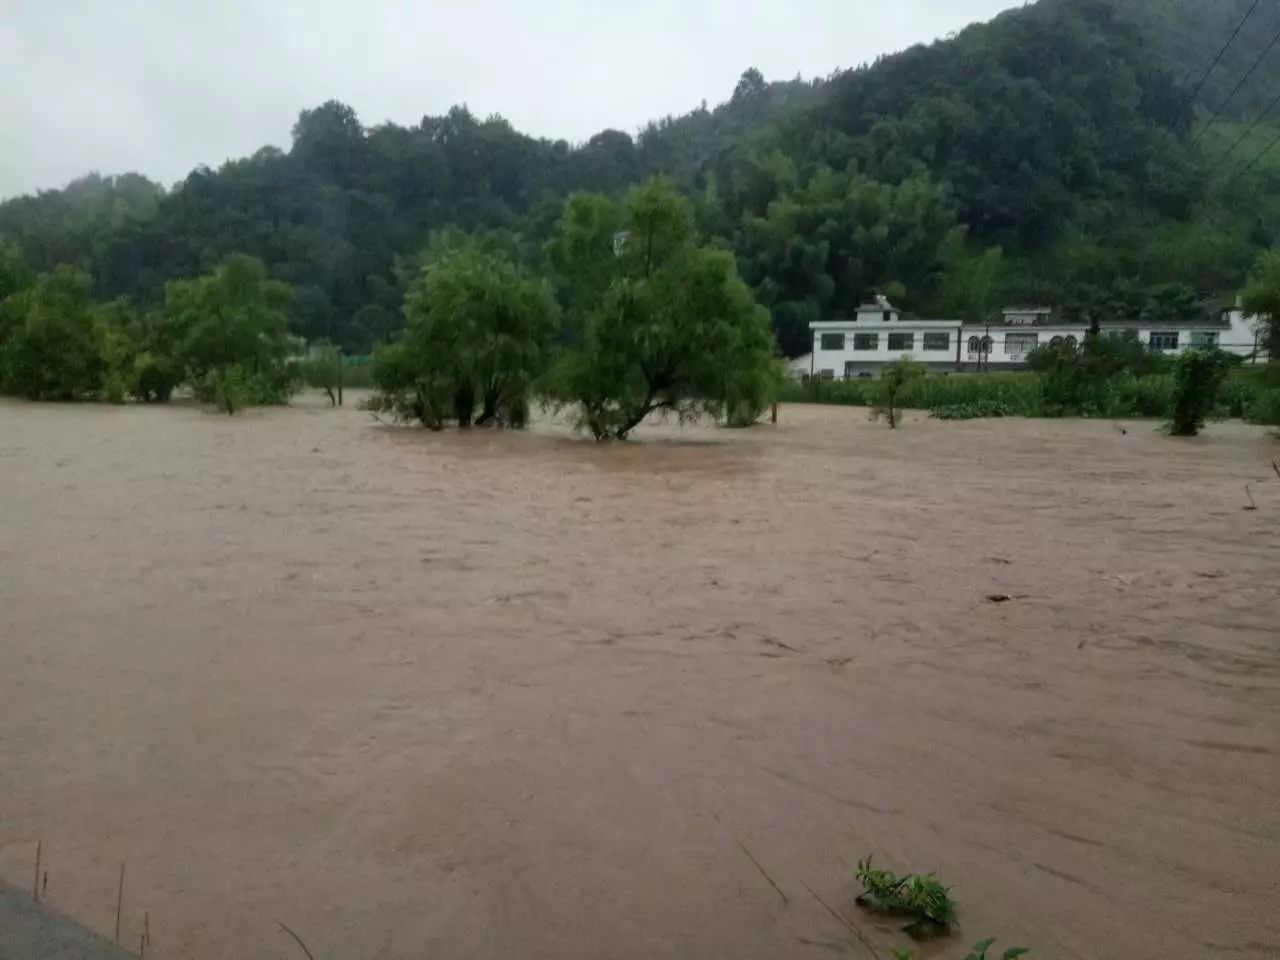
top-left (797, 298), bottom-right (1267, 379)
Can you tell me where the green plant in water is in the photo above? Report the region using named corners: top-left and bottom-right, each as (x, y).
top-left (1169, 348), bottom-right (1236, 437)
top-left (931, 399), bottom-right (1014, 420)
top-left (856, 856), bottom-right (956, 938)
top-left (871, 359), bottom-right (926, 428)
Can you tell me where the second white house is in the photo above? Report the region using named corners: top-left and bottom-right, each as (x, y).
top-left (792, 297), bottom-right (1266, 379)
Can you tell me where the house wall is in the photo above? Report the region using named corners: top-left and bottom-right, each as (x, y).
top-left (810, 323), bottom-right (962, 378)
top-left (801, 310), bottom-right (1268, 378)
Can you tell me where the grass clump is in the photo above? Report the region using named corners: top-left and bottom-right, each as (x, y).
top-left (856, 857), bottom-right (957, 939)
top-left (931, 399), bottom-right (1015, 420)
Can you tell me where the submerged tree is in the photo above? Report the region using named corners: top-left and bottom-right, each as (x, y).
top-left (303, 342), bottom-right (344, 406)
top-left (1169, 349), bottom-right (1235, 437)
top-left (547, 178), bottom-right (780, 439)
top-left (373, 245), bottom-right (558, 428)
top-left (871, 357), bottom-right (926, 428)
top-left (160, 254), bottom-right (296, 407)
top-left (0, 266), bottom-right (112, 400)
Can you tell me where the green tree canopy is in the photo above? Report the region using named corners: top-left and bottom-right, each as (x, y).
top-left (161, 254), bottom-right (294, 384)
top-left (548, 179), bottom-right (779, 439)
top-left (0, 266), bottom-right (113, 400)
top-left (374, 245), bottom-right (559, 428)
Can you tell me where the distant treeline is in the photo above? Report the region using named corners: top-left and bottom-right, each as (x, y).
top-left (1, 0), bottom-right (1278, 360)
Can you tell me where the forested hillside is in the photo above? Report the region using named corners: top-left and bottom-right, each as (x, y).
top-left (2, 0), bottom-right (1277, 357)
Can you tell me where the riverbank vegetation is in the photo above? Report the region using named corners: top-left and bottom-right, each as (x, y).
top-left (371, 180), bottom-right (783, 437)
top-left (3, 0), bottom-right (1279, 427)
top-left (0, 249), bottom-right (299, 411)
top-left (785, 346), bottom-right (1280, 427)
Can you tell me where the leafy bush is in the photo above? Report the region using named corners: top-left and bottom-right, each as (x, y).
top-left (855, 857), bottom-right (956, 939)
top-left (783, 373), bottom-right (1044, 414)
top-left (1217, 373), bottom-right (1257, 419)
top-left (546, 180), bottom-right (778, 439)
top-left (899, 373), bottom-right (1043, 415)
top-left (197, 365), bottom-right (252, 415)
top-left (0, 267), bottom-right (109, 400)
top-left (1170, 349), bottom-right (1236, 436)
top-left (193, 363), bottom-right (295, 413)
top-left (931, 399), bottom-right (1014, 420)
top-left (723, 353), bottom-right (787, 428)
top-left (871, 358), bottom-right (926, 428)
top-left (781, 377), bottom-right (874, 406)
top-left (1113, 373), bottom-right (1175, 418)
top-left (302, 343), bottom-right (344, 406)
top-left (1030, 331), bottom-right (1170, 416)
top-left (1245, 387), bottom-right (1280, 426)
top-left (131, 352), bottom-right (182, 403)
top-left (375, 245), bottom-right (558, 429)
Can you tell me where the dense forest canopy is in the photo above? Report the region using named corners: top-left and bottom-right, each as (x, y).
top-left (2, 0), bottom-right (1277, 357)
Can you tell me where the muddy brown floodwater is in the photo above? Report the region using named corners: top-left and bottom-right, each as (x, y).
top-left (1, 397), bottom-right (1278, 960)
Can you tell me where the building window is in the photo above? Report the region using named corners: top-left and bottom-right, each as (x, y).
top-left (883, 310), bottom-right (892, 323)
top-left (1005, 332), bottom-right (1040, 357)
top-left (820, 333), bottom-right (846, 351)
top-left (981, 336), bottom-right (994, 354)
top-left (1065, 335), bottom-right (1078, 348)
top-left (844, 362), bottom-right (857, 379)
top-left (967, 336), bottom-right (982, 354)
top-left (888, 333), bottom-right (914, 351)
top-left (923, 332), bottom-right (950, 351)
top-left (1149, 331), bottom-right (1179, 351)
top-left (853, 333), bottom-right (879, 351)
top-left (1050, 336), bottom-right (1064, 347)
top-left (820, 369), bottom-right (835, 381)
top-left (1190, 331), bottom-right (1219, 348)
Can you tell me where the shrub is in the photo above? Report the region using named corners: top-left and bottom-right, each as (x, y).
top-left (193, 363), bottom-right (295, 413)
top-left (1030, 331), bottom-right (1170, 416)
top-left (545, 180), bottom-right (777, 440)
top-left (198, 365), bottom-right (252, 415)
top-left (931, 399), bottom-right (1014, 420)
top-left (302, 343), bottom-right (344, 406)
top-left (132, 352), bottom-right (182, 403)
top-left (781, 377), bottom-right (874, 406)
top-left (1244, 387), bottom-right (1280, 426)
top-left (0, 267), bottom-right (107, 400)
top-left (379, 245), bottom-right (558, 429)
top-left (1114, 374), bottom-right (1174, 418)
top-left (1217, 373), bottom-right (1256, 419)
top-left (723, 354), bottom-right (787, 428)
top-left (871, 358), bottom-right (926, 428)
top-left (1170, 349), bottom-right (1236, 436)
top-left (899, 373), bottom-right (1043, 415)
top-left (855, 857), bottom-right (956, 939)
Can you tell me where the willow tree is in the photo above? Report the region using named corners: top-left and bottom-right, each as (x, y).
top-left (548, 178), bottom-right (780, 439)
top-left (373, 245), bottom-right (559, 428)
top-left (161, 254), bottom-right (296, 405)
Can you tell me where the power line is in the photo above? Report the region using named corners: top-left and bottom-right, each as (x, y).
top-left (1216, 85), bottom-right (1280, 166)
top-left (1186, 0), bottom-right (1264, 101)
top-left (1225, 126), bottom-right (1280, 188)
top-left (1194, 23), bottom-right (1280, 144)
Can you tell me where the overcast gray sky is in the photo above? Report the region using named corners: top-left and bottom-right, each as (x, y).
top-left (0, 0), bottom-right (1020, 200)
